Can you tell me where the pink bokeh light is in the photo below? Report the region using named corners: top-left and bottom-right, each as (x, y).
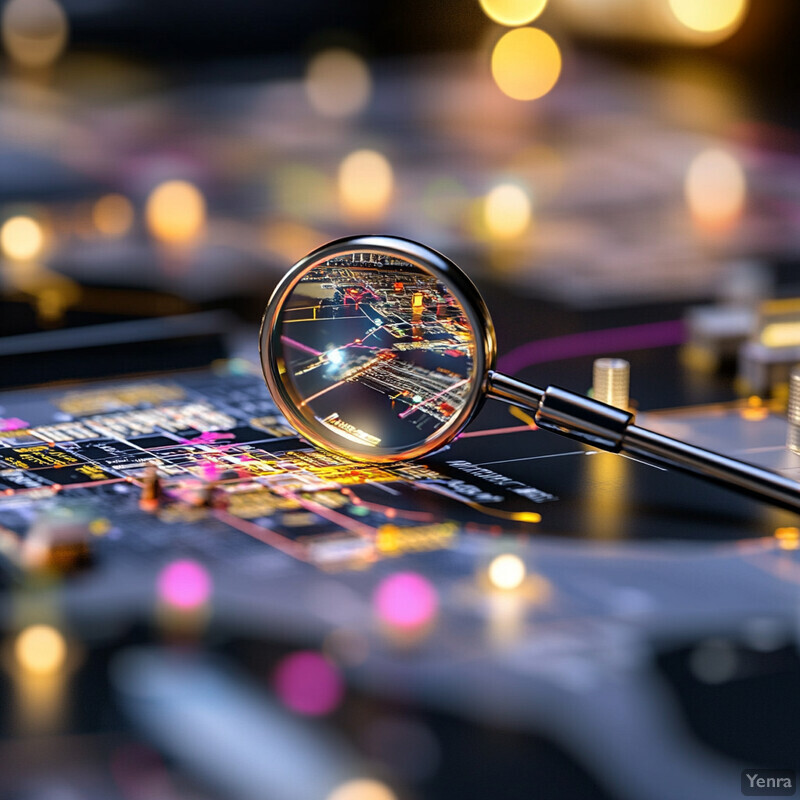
top-left (273, 651), bottom-right (344, 716)
top-left (374, 572), bottom-right (438, 629)
top-left (0, 417), bottom-right (29, 432)
top-left (157, 560), bottom-right (212, 610)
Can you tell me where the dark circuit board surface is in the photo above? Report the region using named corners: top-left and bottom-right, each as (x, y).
top-left (0, 359), bottom-right (796, 571)
top-left (1, 361), bottom-right (799, 800)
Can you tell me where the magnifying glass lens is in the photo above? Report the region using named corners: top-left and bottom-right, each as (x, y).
top-left (263, 243), bottom-right (487, 460)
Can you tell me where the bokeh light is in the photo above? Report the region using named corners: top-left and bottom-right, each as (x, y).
top-left (272, 650), bottom-right (344, 716)
top-left (668, 0), bottom-right (748, 35)
top-left (483, 183), bottom-right (532, 239)
top-left (760, 323), bottom-right (800, 350)
top-left (491, 27), bottom-right (561, 101)
top-left (92, 194), bottom-right (135, 238)
top-left (0, 215), bottom-right (44, 261)
top-left (374, 572), bottom-right (438, 630)
top-left (327, 779), bottom-right (397, 800)
top-left (480, 0), bottom-right (547, 27)
top-left (1, 0), bottom-right (68, 69)
top-left (684, 148), bottom-right (746, 232)
top-left (14, 624), bottom-right (66, 675)
top-left (145, 180), bottom-right (206, 245)
top-left (338, 149), bottom-right (394, 220)
top-left (35, 282), bottom-right (78, 324)
top-left (739, 394), bottom-right (769, 421)
top-left (156, 559), bottom-right (212, 610)
top-left (488, 554), bottom-right (526, 590)
top-left (775, 527), bottom-right (800, 551)
top-left (306, 48), bottom-right (371, 117)
top-left (89, 517), bottom-right (111, 536)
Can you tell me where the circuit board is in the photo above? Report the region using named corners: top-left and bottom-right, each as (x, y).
top-left (0, 360), bottom-right (555, 573)
top-left (0, 359), bottom-right (796, 581)
top-left (2, 362), bottom-right (800, 800)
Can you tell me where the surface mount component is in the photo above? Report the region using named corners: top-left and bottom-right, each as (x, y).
top-left (592, 358), bottom-right (630, 410)
top-left (788, 365), bottom-right (800, 455)
top-left (139, 465), bottom-right (163, 512)
top-left (738, 299), bottom-right (800, 395)
top-left (683, 305), bottom-right (755, 371)
top-left (23, 506), bottom-right (92, 573)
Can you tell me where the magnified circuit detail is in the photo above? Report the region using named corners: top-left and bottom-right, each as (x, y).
top-left (276, 252), bottom-right (478, 454)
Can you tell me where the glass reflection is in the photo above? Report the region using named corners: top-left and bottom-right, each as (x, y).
top-left (277, 251), bottom-right (477, 454)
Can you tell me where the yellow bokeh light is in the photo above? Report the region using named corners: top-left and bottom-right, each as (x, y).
top-left (491, 27), bottom-right (561, 101)
top-left (327, 779), bottom-right (397, 800)
top-left (1, 0), bottom-right (68, 69)
top-left (92, 194), bottom-right (134, 238)
top-left (488, 554), bottom-right (526, 591)
top-left (685, 148), bottom-right (745, 232)
top-left (484, 183), bottom-right (532, 239)
top-left (775, 527), bottom-right (800, 550)
top-left (145, 180), bottom-right (206, 245)
top-left (0, 215), bottom-right (44, 260)
top-left (338, 149), bottom-right (394, 220)
top-left (89, 517), bottom-right (111, 536)
top-left (306, 48), bottom-right (371, 117)
top-left (36, 286), bottom-right (69, 323)
top-left (740, 406), bottom-right (768, 421)
top-left (760, 322), bottom-right (800, 349)
top-left (480, 0), bottom-right (547, 27)
top-left (668, 0), bottom-right (748, 34)
top-left (14, 625), bottom-right (66, 675)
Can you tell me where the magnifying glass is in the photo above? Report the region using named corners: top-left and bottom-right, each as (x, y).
top-left (260, 234), bottom-right (800, 514)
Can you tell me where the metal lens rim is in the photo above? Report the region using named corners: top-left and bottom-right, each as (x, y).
top-left (259, 234), bottom-right (496, 463)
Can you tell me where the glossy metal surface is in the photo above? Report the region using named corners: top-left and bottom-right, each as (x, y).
top-left (534, 385), bottom-right (634, 450)
top-left (623, 424), bottom-right (800, 513)
top-left (486, 370), bottom-right (544, 409)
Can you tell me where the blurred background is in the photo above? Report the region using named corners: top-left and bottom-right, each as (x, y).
top-left (4, 1), bottom-right (800, 799)
top-left (2, 0), bottom-right (800, 357)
